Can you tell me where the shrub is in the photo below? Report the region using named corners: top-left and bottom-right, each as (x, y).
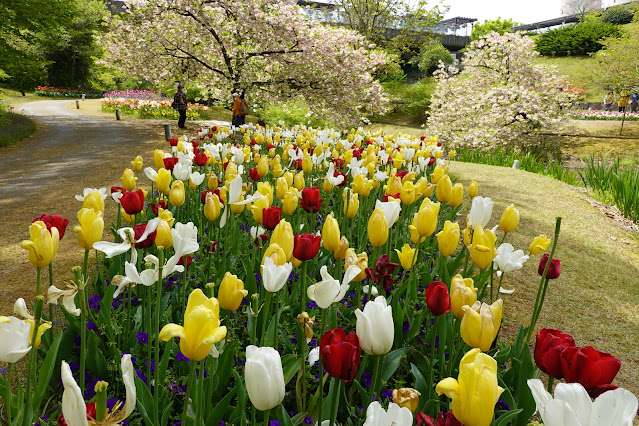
top-left (258, 99), bottom-right (332, 128)
top-left (416, 42), bottom-right (454, 76)
top-left (380, 78), bottom-right (436, 125)
top-left (601, 3), bottom-right (637, 24)
top-left (535, 21), bottom-right (620, 56)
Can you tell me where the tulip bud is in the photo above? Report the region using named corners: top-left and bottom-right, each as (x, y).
top-left (296, 312), bottom-right (315, 343)
top-left (156, 168), bottom-right (172, 194)
top-left (276, 177), bottom-right (289, 200)
top-left (21, 221), bottom-right (60, 268)
top-left (343, 191), bottom-right (359, 218)
top-left (204, 193), bottom-right (222, 222)
top-left (449, 183), bottom-right (463, 207)
top-left (538, 254), bottom-right (561, 279)
top-left (257, 156), bottom-right (269, 177)
top-left (425, 281), bottom-right (450, 316)
top-left (245, 346), bottom-right (285, 411)
top-left (73, 208), bottom-right (104, 250)
top-left (469, 226), bottom-right (496, 270)
top-left (333, 236), bottom-right (350, 261)
top-left (529, 234), bottom-right (551, 255)
top-left (82, 190), bottom-right (105, 214)
top-left (436, 221), bottom-right (460, 257)
top-left (271, 220), bottom-right (294, 261)
top-left (355, 296), bottom-right (394, 355)
top-left (395, 244), bottom-right (417, 270)
top-left (414, 201), bottom-right (440, 238)
top-left (131, 156), bottom-right (143, 173)
top-left (153, 149), bottom-right (165, 170)
top-left (218, 272), bottom-right (248, 311)
top-left (436, 175), bottom-right (452, 203)
top-left (460, 299), bottom-right (503, 351)
top-left (122, 168), bottom-right (138, 191)
top-left (322, 214), bottom-right (340, 252)
top-left (294, 171), bottom-right (305, 191)
top-left (499, 204), bottom-right (520, 233)
top-left (169, 180), bottom-right (185, 206)
top-left (367, 209), bottom-right (389, 248)
top-left (450, 274), bottom-right (477, 318)
top-left (468, 180), bottom-right (478, 198)
top-left (155, 220), bottom-right (173, 249)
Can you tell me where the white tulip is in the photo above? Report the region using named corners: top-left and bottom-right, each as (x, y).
top-left (94, 218), bottom-right (161, 266)
top-left (363, 401), bottom-right (413, 426)
top-left (307, 265), bottom-right (361, 309)
top-left (245, 346), bottom-right (285, 411)
top-left (189, 171), bottom-right (206, 186)
top-left (0, 316), bottom-right (32, 363)
top-left (467, 196), bottom-right (493, 229)
top-left (113, 254), bottom-right (184, 298)
top-left (144, 167), bottom-right (158, 182)
top-left (528, 379), bottom-right (638, 426)
top-left (74, 187), bottom-right (107, 202)
top-left (262, 257), bottom-right (292, 293)
top-left (13, 297), bottom-right (33, 320)
top-left (173, 162), bottom-right (191, 181)
top-left (494, 243), bottom-right (529, 273)
top-left (46, 284), bottom-right (81, 316)
top-left (355, 296), bottom-right (394, 355)
top-left (220, 176), bottom-right (262, 228)
top-left (374, 200), bottom-right (401, 227)
top-left (308, 346), bottom-right (320, 367)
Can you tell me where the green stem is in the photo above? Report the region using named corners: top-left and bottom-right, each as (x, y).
top-left (329, 378), bottom-right (341, 426)
top-left (370, 354), bottom-right (382, 407)
top-left (83, 249), bottom-right (89, 292)
top-left (261, 292), bottom-right (273, 347)
top-left (264, 408), bottom-right (271, 426)
top-left (196, 360), bottom-right (206, 424)
top-left (301, 261), bottom-right (308, 314)
top-left (273, 291), bottom-right (280, 351)
top-left (36, 266), bottom-right (42, 297)
top-left (183, 361), bottom-right (196, 424)
top-left (547, 376), bottom-right (554, 394)
top-left (154, 250), bottom-right (164, 426)
top-left (5, 363), bottom-right (12, 426)
top-left (318, 308), bottom-right (328, 423)
top-left (79, 283), bottom-right (86, 392)
top-left (48, 263), bottom-right (53, 321)
top-left (490, 262), bottom-right (494, 304)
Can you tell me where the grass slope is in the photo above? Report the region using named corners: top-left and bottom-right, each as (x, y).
top-left (0, 111), bottom-right (36, 148)
top-left (451, 161), bottom-right (639, 395)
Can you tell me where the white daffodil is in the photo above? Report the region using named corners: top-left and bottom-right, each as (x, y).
top-left (61, 354), bottom-right (136, 425)
top-left (173, 162), bottom-right (192, 181)
top-left (375, 199), bottom-right (401, 227)
top-left (220, 176), bottom-right (262, 228)
top-left (467, 196), bottom-right (493, 229)
top-left (262, 257), bottom-right (293, 293)
top-left (13, 297), bottom-right (33, 320)
top-left (74, 187), bottom-right (107, 202)
top-left (494, 243), bottom-right (529, 273)
top-left (47, 283), bottom-right (81, 316)
top-left (94, 218), bottom-right (161, 265)
top-left (528, 379), bottom-right (638, 426)
top-left (307, 265), bottom-right (361, 309)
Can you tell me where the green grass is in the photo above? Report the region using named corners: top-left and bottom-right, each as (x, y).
top-left (535, 55), bottom-right (604, 103)
top-left (0, 110), bottom-right (37, 147)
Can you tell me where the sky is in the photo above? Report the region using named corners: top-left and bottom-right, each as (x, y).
top-left (442, 0), bottom-right (561, 25)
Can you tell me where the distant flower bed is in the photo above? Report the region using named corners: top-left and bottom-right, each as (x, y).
top-left (103, 89), bottom-right (170, 101)
top-left (34, 86), bottom-right (104, 98)
top-left (101, 98), bottom-right (208, 120)
top-left (570, 110), bottom-right (639, 121)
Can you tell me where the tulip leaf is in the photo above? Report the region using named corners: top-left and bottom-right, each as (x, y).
top-left (492, 409), bottom-right (523, 426)
top-left (351, 379), bottom-right (370, 408)
top-left (214, 339), bottom-right (239, 398)
top-left (157, 339), bottom-right (173, 386)
top-left (381, 348), bottom-right (408, 383)
top-left (160, 400), bottom-right (173, 426)
top-left (32, 332), bottom-right (62, 411)
top-left (230, 369), bottom-right (247, 423)
top-left (205, 387), bottom-right (236, 426)
top-left (134, 374), bottom-right (155, 426)
top-left (276, 404), bottom-right (294, 426)
top-left (513, 345), bottom-right (537, 426)
top-left (281, 353), bottom-right (301, 385)
top-left (87, 331), bottom-right (109, 378)
top-left (243, 260), bottom-right (258, 295)
top-left (411, 363), bottom-right (429, 412)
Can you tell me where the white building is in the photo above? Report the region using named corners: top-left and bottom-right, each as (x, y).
top-left (560, 0), bottom-right (635, 16)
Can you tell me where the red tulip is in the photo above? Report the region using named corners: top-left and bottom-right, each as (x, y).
top-left (110, 186), bottom-right (126, 195)
top-left (538, 254), bottom-right (561, 279)
top-left (396, 170), bottom-right (408, 179)
top-left (201, 190), bottom-right (224, 205)
top-left (293, 233), bottom-right (321, 261)
top-left (293, 159), bottom-right (303, 170)
top-left (163, 157), bottom-right (178, 171)
top-left (560, 346), bottom-right (621, 396)
top-left (133, 223), bottom-right (156, 249)
top-left (178, 255), bottom-right (193, 267)
top-left (262, 207), bottom-right (282, 230)
top-left (436, 411), bottom-right (463, 426)
top-left (33, 214), bottom-right (69, 240)
top-left (300, 187), bottom-right (322, 213)
top-left (249, 167), bottom-right (261, 181)
top-left (382, 193), bottom-right (400, 202)
top-left (320, 328), bottom-right (360, 385)
top-left (191, 140), bottom-right (199, 148)
top-left (194, 152), bottom-right (208, 166)
top-left (168, 138), bottom-right (178, 146)
top-left (365, 254), bottom-right (399, 292)
top-left (120, 189), bottom-right (145, 215)
top-left (333, 158), bottom-right (345, 169)
top-left (428, 157), bottom-right (436, 166)
top-left (534, 328), bottom-right (575, 379)
top-left (150, 200), bottom-right (168, 216)
top-left (57, 402), bottom-right (96, 425)
top-left (425, 281), bottom-right (450, 316)
top-left (333, 172), bottom-right (348, 187)
top-left (352, 149), bottom-right (362, 159)
top-left (415, 412), bottom-right (435, 426)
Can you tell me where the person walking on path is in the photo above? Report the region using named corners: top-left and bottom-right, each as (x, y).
top-left (232, 92), bottom-right (249, 127)
top-left (631, 92), bottom-right (639, 113)
top-left (604, 91), bottom-right (614, 112)
top-left (173, 84), bottom-right (188, 129)
top-left (618, 91), bottom-right (630, 113)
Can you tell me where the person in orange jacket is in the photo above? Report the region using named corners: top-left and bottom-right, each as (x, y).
top-left (232, 91), bottom-right (249, 126)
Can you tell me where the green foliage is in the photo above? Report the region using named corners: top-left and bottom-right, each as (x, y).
top-left (601, 3), bottom-right (637, 25)
top-left (0, 110), bottom-right (37, 147)
top-left (380, 78), bottom-right (436, 125)
top-left (580, 157), bottom-right (639, 222)
top-left (588, 28), bottom-right (639, 92)
top-left (416, 41), bottom-right (454, 76)
top-left (471, 18), bottom-right (520, 40)
top-left (535, 21), bottom-right (620, 56)
top-left (258, 100), bottom-right (332, 128)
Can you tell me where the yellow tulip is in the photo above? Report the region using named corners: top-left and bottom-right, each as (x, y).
top-left (159, 289), bottom-right (227, 361)
top-left (122, 168), bottom-right (137, 191)
top-left (386, 175), bottom-right (402, 195)
top-left (436, 221), bottom-right (460, 257)
top-left (414, 201), bottom-right (440, 237)
top-left (153, 149), bottom-right (165, 170)
top-left (400, 181), bottom-right (417, 206)
top-left (283, 189), bottom-right (299, 215)
top-left (302, 153), bottom-right (312, 173)
top-left (352, 175), bottom-right (373, 197)
top-left (155, 220), bottom-right (173, 249)
top-left (131, 155), bottom-right (143, 173)
top-left (262, 243), bottom-right (287, 268)
top-left (322, 178), bottom-right (333, 193)
top-left (158, 207), bottom-right (175, 227)
top-left (322, 214), bottom-right (340, 252)
top-left (367, 209), bottom-right (388, 248)
top-left (460, 299), bottom-right (503, 352)
top-left (257, 182), bottom-right (274, 206)
top-left (224, 162), bottom-right (237, 181)
top-left (344, 149), bottom-right (353, 164)
top-left (169, 180), bottom-right (185, 206)
top-left (529, 234), bottom-right (551, 255)
top-left (249, 196), bottom-right (271, 225)
top-left (82, 190), bottom-right (105, 214)
top-left (230, 192), bottom-right (245, 214)
top-left (271, 220), bottom-right (294, 261)
top-left (333, 236), bottom-right (350, 261)
top-left (431, 165), bottom-right (444, 184)
top-left (469, 226), bottom-right (497, 270)
top-left (463, 227), bottom-right (472, 247)
top-left (395, 244), bottom-right (417, 269)
top-left (435, 175), bottom-right (452, 203)
top-left (294, 172), bottom-right (305, 191)
top-left (342, 191), bottom-right (359, 219)
top-left (156, 168), bottom-right (172, 194)
top-left (499, 204), bottom-right (520, 233)
top-left (121, 207), bottom-right (135, 224)
top-left (449, 183), bottom-right (463, 208)
top-left (276, 177), bottom-right (289, 200)
top-left (468, 180), bottom-right (478, 198)
top-left (392, 388), bottom-right (421, 413)
top-left (436, 349), bottom-right (504, 426)
top-left (204, 193), bottom-right (222, 222)
top-left (344, 249), bottom-right (367, 281)
top-left (21, 221), bottom-right (60, 267)
top-left (450, 274), bottom-right (477, 318)
top-left (283, 171), bottom-right (294, 188)
top-left (408, 223), bottom-right (426, 245)
top-left (218, 272), bottom-right (248, 311)
top-left (73, 208), bottom-right (104, 250)
top-left (401, 171), bottom-right (417, 184)
top-left (207, 173), bottom-right (219, 190)
top-left (273, 163), bottom-right (283, 178)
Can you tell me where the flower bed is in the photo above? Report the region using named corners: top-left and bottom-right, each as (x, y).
top-left (4, 125), bottom-right (637, 425)
top-left (569, 110), bottom-right (639, 121)
top-left (34, 86), bottom-right (104, 98)
top-left (101, 98), bottom-right (208, 120)
top-left (103, 89), bottom-right (169, 101)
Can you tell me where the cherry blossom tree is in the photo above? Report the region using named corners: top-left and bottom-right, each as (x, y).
top-left (99, 0), bottom-right (389, 125)
top-left (427, 32), bottom-right (576, 149)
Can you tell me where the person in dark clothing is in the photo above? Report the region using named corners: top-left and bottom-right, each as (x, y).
top-left (232, 92), bottom-right (249, 127)
top-left (173, 84), bottom-right (188, 128)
